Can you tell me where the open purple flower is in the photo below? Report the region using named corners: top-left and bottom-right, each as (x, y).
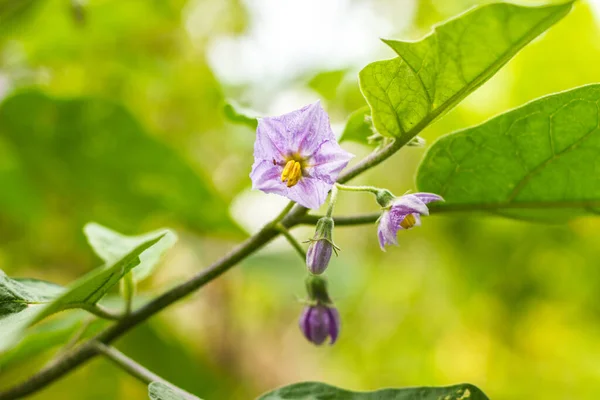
top-left (299, 304), bottom-right (340, 345)
top-left (250, 101), bottom-right (354, 209)
top-left (377, 193), bottom-right (443, 251)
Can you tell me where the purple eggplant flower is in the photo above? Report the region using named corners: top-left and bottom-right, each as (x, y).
top-left (250, 101), bottom-right (354, 209)
top-left (299, 304), bottom-right (340, 345)
top-left (377, 192), bottom-right (443, 251)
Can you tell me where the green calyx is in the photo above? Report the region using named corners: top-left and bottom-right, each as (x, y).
top-left (375, 189), bottom-right (395, 208)
top-left (305, 275), bottom-right (332, 305)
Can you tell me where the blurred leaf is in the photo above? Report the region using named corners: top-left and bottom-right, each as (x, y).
top-left (359, 2), bottom-right (572, 140)
top-left (307, 69), bottom-right (347, 101)
top-left (0, 91), bottom-right (238, 237)
top-left (148, 381), bottom-right (201, 400)
top-left (417, 84), bottom-right (600, 221)
top-left (223, 100), bottom-right (259, 129)
top-left (84, 223), bottom-right (177, 283)
top-left (0, 234), bottom-right (163, 352)
top-left (0, 0), bottom-right (42, 33)
top-left (339, 106), bottom-right (375, 145)
top-left (258, 382), bottom-right (488, 400)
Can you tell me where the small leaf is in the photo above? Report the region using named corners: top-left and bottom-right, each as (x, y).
top-left (148, 381), bottom-right (201, 400)
top-left (339, 106), bottom-right (375, 145)
top-left (359, 2), bottom-right (572, 142)
top-left (258, 382), bottom-right (488, 400)
top-left (0, 233), bottom-right (166, 352)
top-left (223, 100), bottom-right (259, 129)
top-left (84, 223), bottom-right (178, 283)
top-left (417, 84), bottom-right (600, 220)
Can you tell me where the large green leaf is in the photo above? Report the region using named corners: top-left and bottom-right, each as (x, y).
top-left (0, 91), bottom-right (237, 239)
top-left (84, 223), bottom-right (177, 283)
top-left (148, 381), bottom-right (201, 400)
top-left (417, 84), bottom-right (600, 220)
top-left (359, 2), bottom-right (572, 142)
top-left (0, 234), bottom-right (164, 352)
top-left (258, 382), bottom-right (488, 400)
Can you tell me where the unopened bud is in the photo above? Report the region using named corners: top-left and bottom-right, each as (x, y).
top-left (299, 304), bottom-right (340, 345)
top-left (306, 217), bottom-right (337, 274)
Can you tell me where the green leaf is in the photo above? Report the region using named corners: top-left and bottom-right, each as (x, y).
top-left (359, 2), bottom-right (572, 142)
top-left (0, 91), bottom-right (238, 238)
top-left (223, 100), bottom-right (259, 129)
top-left (307, 69), bottom-right (347, 101)
top-left (417, 84), bottom-right (600, 220)
top-left (258, 382), bottom-right (488, 400)
top-left (0, 233), bottom-right (165, 352)
top-left (148, 381), bottom-right (201, 400)
top-left (84, 223), bottom-right (178, 283)
top-left (31, 235), bottom-right (163, 324)
top-left (339, 106), bottom-right (375, 145)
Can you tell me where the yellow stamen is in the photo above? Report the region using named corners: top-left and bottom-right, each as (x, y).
top-left (400, 213), bottom-right (416, 229)
top-left (281, 160), bottom-right (302, 187)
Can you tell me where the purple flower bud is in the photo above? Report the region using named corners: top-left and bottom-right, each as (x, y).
top-left (299, 304), bottom-right (340, 345)
top-left (306, 239), bottom-right (333, 274)
top-left (306, 217), bottom-right (338, 275)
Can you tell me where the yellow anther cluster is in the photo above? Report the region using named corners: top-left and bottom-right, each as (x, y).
top-left (400, 213), bottom-right (416, 229)
top-left (281, 160), bottom-right (302, 187)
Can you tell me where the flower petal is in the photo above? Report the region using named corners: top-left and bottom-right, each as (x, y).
top-left (249, 160), bottom-right (284, 192)
top-left (391, 194), bottom-right (429, 216)
top-left (254, 118), bottom-right (290, 161)
top-left (377, 210), bottom-right (399, 250)
top-left (282, 101), bottom-right (336, 156)
top-left (413, 192), bottom-right (444, 205)
top-left (327, 307), bottom-right (341, 344)
top-left (307, 140), bottom-right (355, 184)
top-left (287, 177), bottom-right (331, 209)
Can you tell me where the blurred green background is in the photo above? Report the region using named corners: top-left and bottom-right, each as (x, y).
top-left (1, 0), bottom-right (600, 399)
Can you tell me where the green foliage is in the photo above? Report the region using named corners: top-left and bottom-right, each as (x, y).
top-left (417, 84), bottom-right (600, 221)
top-left (339, 106), bottom-right (375, 145)
top-left (0, 234), bottom-right (165, 352)
top-left (307, 70), bottom-right (347, 101)
top-left (84, 223), bottom-right (177, 283)
top-left (223, 100), bottom-right (259, 129)
top-left (148, 381), bottom-right (201, 400)
top-left (258, 382), bottom-right (488, 400)
top-left (0, 91), bottom-right (237, 239)
top-left (359, 2), bottom-right (572, 142)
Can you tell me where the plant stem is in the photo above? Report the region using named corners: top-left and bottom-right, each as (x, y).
top-left (298, 212), bottom-right (381, 226)
top-left (335, 183), bottom-right (380, 194)
top-left (93, 343), bottom-right (198, 399)
top-left (80, 304), bottom-right (123, 321)
top-left (93, 342), bottom-right (163, 385)
top-left (275, 223), bottom-right (306, 260)
top-left (326, 186), bottom-right (338, 217)
top-left (121, 272), bottom-right (135, 315)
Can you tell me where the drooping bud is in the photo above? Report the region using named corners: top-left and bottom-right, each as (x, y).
top-left (306, 217), bottom-right (338, 275)
top-left (299, 304), bottom-right (340, 345)
top-left (301, 275), bottom-right (340, 345)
